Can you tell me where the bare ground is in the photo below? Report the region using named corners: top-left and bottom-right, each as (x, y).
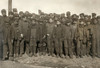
top-left (0, 53), bottom-right (100, 68)
top-left (16, 53), bottom-right (100, 68)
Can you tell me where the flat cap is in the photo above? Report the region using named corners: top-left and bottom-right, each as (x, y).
top-left (97, 16), bottom-right (100, 19)
top-left (19, 11), bottom-right (24, 15)
top-left (92, 13), bottom-right (96, 16)
top-left (13, 8), bottom-right (17, 12)
top-left (80, 13), bottom-right (84, 16)
top-left (1, 9), bottom-right (6, 13)
top-left (25, 11), bottom-right (30, 16)
top-left (66, 11), bottom-right (70, 14)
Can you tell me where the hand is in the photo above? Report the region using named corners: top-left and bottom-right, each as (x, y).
top-left (21, 34), bottom-right (23, 38)
top-left (43, 35), bottom-right (46, 39)
top-left (47, 34), bottom-right (50, 36)
top-left (74, 38), bottom-right (76, 40)
top-left (11, 40), bottom-right (13, 43)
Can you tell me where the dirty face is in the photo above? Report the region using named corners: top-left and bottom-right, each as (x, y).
top-left (9, 14), bottom-right (13, 18)
top-left (66, 12), bottom-right (71, 17)
top-left (32, 20), bottom-right (36, 24)
top-left (93, 19), bottom-right (97, 24)
top-left (2, 12), bottom-right (6, 16)
top-left (67, 23), bottom-right (71, 26)
top-left (80, 15), bottom-right (84, 19)
top-left (49, 18), bottom-right (53, 23)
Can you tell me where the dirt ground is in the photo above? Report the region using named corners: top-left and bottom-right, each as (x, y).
top-left (0, 53), bottom-right (100, 68)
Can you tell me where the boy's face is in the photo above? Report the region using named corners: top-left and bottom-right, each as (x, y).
top-left (2, 12), bottom-right (6, 16)
top-left (19, 14), bottom-right (24, 17)
top-left (49, 19), bottom-right (53, 23)
top-left (15, 17), bottom-right (19, 20)
top-left (67, 23), bottom-right (70, 26)
top-left (85, 17), bottom-right (88, 21)
top-left (80, 15), bottom-right (84, 19)
top-left (32, 20), bottom-right (36, 24)
top-left (9, 14), bottom-right (13, 18)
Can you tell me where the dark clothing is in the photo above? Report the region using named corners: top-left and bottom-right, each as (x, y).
top-left (37, 23), bottom-right (46, 42)
top-left (36, 22), bottom-right (47, 54)
top-left (0, 16), bottom-right (4, 60)
top-left (96, 24), bottom-right (100, 57)
top-left (19, 20), bottom-right (30, 41)
top-left (2, 16), bottom-right (13, 59)
top-left (76, 24), bottom-right (84, 57)
top-left (19, 19), bottom-right (30, 55)
top-left (85, 24), bottom-right (92, 56)
top-left (46, 23), bottom-right (55, 55)
top-left (91, 24), bottom-right (97, 57)
top-left (63, 25), bottom-right (73, 57)
top-left (12, 21), bottom-right (23, 57)
top-left (29, 23), bottom-right (38, 55)
top-left (71, 24), bottom-right (77, 55)
top-left (52, 24), bottom-right (64, 56)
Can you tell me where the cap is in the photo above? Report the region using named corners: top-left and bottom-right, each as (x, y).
top-left (92, 13), bottom-right (96, 16)
top-left (72, 14), bottom-right (77, 18)
top-left (1, 9), bottom-right (6, 13)
top-left (97, 16), bottom-right (100, 19)
top-left (57, 21), bottom-right (61, 25)
top-left (19, 11), bottom-right (24, 15)
top-left (80, 13), bottom-right (84, 16)
top-left (84, 15), bottom-right (88, 17)
top-left (13, 8), bottom-right (17, 12)
top-left (66, 11), bottom-right (70, 15)
top-left (61, 13), bottom-right (65, 17)
top-left (25, 11), bottom-right (30, 16)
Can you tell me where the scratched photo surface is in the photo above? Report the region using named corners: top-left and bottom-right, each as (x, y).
top-left (0, 0), bottom-right (100, 68)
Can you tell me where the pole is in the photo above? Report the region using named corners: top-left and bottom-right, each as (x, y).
top-left (8, 0), bottom-right (12, 14)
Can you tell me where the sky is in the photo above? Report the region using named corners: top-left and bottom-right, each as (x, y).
top-left (0, 0), bottom-right (100, 15)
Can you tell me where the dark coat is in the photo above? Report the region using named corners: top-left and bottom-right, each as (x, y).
top-left (1, 16), bottom-right (12, 44)
top-left (36, 22), bottom-right (46, 42)
top-left (52, 24), bottom-right (64, 40)
top-left (11, 21), bottom-right (22, 40)
top-left (46, 23), bottom-right (55, 38)
top-left (96, 24), bottom-right (100, 57)
top-left (63, 25), bottom-right (72, 40)
top-left (19, 19), bottom-right (30, 41)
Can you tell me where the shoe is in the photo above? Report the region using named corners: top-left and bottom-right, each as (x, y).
top-left (34, 54), bottom-right (37, 57)
top-left (9, 57), bottom-right (14, 61)
top-left (51, 54), bottom-right (55, 57)
top-left (19, 54), bottom-right (23, 57)
top-left (39, 53), bottom-right (42, 56)
top-left (69, 55), bottom-right (73, 59)
top-left (2, 58), bottom-right (6, 61)
top-left (56, 55), bottom-right (59, 58)
top-left (60, 54), bottom-right (65, 58)
top-left (29, 53), bottom-right (33, 57)
top-left (65, 55), bottom-right (69, 59)
top-left (43, 52), bottom-right (46, 56)
top-left (76, 55), bottom-right (79, 58)
top-left (48, 53), bottom-right (50, 56)
top-left (80, 55), bottom-right (83, 58)
top-left (87, 54), bottom-right (89, 57)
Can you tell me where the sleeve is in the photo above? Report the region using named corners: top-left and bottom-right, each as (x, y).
top-left (11, 25), bottom-right (15, 40)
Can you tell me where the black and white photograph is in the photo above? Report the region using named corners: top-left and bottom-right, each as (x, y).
top-left (0, 0), bottom-right (100, 68)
